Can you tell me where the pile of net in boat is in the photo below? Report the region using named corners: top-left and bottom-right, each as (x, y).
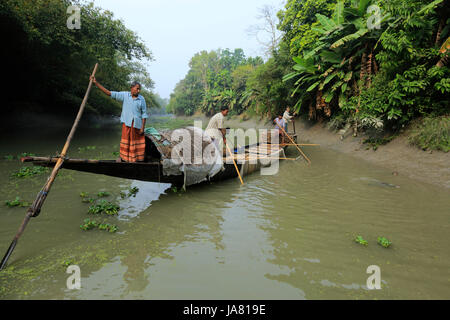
top-left (145, 127), bottom-right (223, 188)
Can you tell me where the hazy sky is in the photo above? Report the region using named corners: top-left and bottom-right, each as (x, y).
top-left (93, 0), bottom-right (284, 99)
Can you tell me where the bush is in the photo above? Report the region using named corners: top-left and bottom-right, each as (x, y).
top-left (408, 116), bottom-right (450, 152)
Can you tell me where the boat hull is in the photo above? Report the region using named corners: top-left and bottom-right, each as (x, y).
top-left (21, 143), bottom-right (290, 188)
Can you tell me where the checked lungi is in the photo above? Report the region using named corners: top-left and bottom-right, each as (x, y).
top-left (120, 121), bottom-right (146, 162)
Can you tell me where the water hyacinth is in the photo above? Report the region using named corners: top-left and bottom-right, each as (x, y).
top-left (88, 200), bottom-right (119, 216)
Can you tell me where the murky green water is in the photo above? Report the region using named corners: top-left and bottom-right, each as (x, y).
top-left (0, 118), bottom-right (449, 299)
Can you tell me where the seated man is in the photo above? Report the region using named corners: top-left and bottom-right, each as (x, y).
top-left (205, 106), bottom-right (229, 156)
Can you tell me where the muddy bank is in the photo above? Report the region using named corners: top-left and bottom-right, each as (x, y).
top-left (290, 118), bottom-right (450, 189)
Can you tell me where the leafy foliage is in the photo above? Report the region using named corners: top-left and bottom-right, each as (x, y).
top-left (282, 0), bottom-right (449, 137)
top-left (87, 200), bottom-right (119, 216)
top-left (12, 166), bottom-right (48, 178)
top-left (80, 218), bottom-right (118, 233)
top-left (167, 49), bottom-right (264, 116)
top-left (1, 0), bottom-right (160, 116)
top-left (354, 235), bottom-right (368, 245)
top-left (5, 197), bottom-right (30, 208)
top-left (377, 236), bottom-right (392, 248)
top-left (408, 116), bottom-right (450, 152)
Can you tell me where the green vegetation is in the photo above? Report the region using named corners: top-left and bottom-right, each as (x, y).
top-left (97, 191), bottom-right (110, 198)
top-left (129, 187), bottom-right (139, 196)
top-left (79, 191), bottom-right (120, 235)
top-left (284, 0), bottom-right (449, 128)
top-left (79, 192), bottom-right (89, 198)
top-left (166, 49), bottom-right (265, 116)
top-left (120, 186), bottom-right (139, 198)
top-left (354, 235), bottom-right (368, 246)
top-left (5, 197), bottom-right (30, 208)
top-left (377, 236), bottom-right (392, 248)
top-left (88, 200), bottom-right (119, 216)
top-left (61, 259), bottom-right (75, 267)
top-left (80, 218), bottom-right (118, 233)
top-left (1, 0), bottom-right (447, 149)
top-left (167, 0), bottom-right (449, 149)
top-left (17, 153), bottom-right (35, 159)
top-left (1, 0), bottom-right (161, 117)
top-left (408, 116), bottom-right (450, 152)
top-left (12, 166), bottom-right (48, 178)
top-left (78, 146), bottom-right (97, 153)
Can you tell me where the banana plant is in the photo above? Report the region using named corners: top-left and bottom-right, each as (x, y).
top-left (284, 0), bottom-right (388, 115)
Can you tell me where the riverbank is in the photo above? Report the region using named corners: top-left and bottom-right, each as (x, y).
top-left (290, 118), bottom-right (450, 189)
top-left (4, 111), bottom-right (448, 189)
top-left (151, 114), bottom-right (450, 189)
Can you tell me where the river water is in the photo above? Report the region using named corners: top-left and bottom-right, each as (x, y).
top-left (0, 117), bottom-right (449, 299)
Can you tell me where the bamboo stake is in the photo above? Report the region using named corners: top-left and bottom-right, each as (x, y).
top-left (225, 141), bottom-right (244, 185)
top-left (0, 63), bottom-right (99, 271)
top-left (275, 122), bottom-right (311, 164)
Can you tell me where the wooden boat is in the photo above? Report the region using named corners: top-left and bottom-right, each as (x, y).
top-left (21, 138), bottom-right (296, 188)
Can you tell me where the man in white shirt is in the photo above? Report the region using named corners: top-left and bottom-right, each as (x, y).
top-left (206, 106), bottom-right (229, 146)
top-left (282, 107), bottom-right (297, 133)
top-left (274, 115), bottom-right (287, 144)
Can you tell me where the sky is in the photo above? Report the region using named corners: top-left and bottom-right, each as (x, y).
top-left (93, 0), bottom-right (285, 99)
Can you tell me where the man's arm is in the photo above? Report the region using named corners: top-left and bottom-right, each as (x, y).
top-left (140, 99), bottom-right (148, 135)
top-left (90, 76), bottom-right (111, 96)
top-left (140, 119), bottom-right (146, 135)
top-left (220, 128), bottom-right (227, 145)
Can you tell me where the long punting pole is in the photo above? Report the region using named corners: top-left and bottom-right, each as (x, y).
top-left (275, 122), bottom-right (311, 164)
top-left (225, 141), bottom-right (244, 185)
top-left (0, 63), bottom-right (98, 271)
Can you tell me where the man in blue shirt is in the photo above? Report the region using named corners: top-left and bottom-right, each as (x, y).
top-left (90, 76), bottom-right (148, 162)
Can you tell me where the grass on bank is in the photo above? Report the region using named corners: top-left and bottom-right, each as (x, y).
top-left (408, 116), bottom-right (450, 152)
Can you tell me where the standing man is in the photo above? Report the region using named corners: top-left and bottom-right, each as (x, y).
top-left (90, 76), bottom-right (148, 162)
top-left (206, 106), bottom-right (229, 149)
top-left (283, 106), bottom-right (297, 133)
top-left (274, 115), bottom-right (286, 144)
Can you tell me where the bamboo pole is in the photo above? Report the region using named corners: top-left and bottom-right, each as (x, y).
top-left (275, 122), bottom-right (311, 164)
top-left (0, 63), bottom-right (99, 271)
top-left (225, 141), bottom-right (244, 185)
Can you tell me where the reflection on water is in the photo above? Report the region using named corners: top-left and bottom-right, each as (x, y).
top-left (0, 121), bottom-right (449, 299)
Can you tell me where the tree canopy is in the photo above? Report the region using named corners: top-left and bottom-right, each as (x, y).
top-left (169, 0), bottom-right (449, 134)
top-left (1, 0), bottom-right (160, 116)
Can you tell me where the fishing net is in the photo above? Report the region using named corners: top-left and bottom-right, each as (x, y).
top-left (145, 127), bottom-right (223, 188)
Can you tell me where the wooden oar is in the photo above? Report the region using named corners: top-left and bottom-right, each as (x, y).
top-left (275, 122), bottom-right (311, 164)
top-left (225, 141), bottom-right (244, 185)
top-left (0, 63), bottom-right (98, 271)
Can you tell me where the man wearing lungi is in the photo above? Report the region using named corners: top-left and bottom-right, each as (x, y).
top-left (90, 76), bottom-right (148, 162)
